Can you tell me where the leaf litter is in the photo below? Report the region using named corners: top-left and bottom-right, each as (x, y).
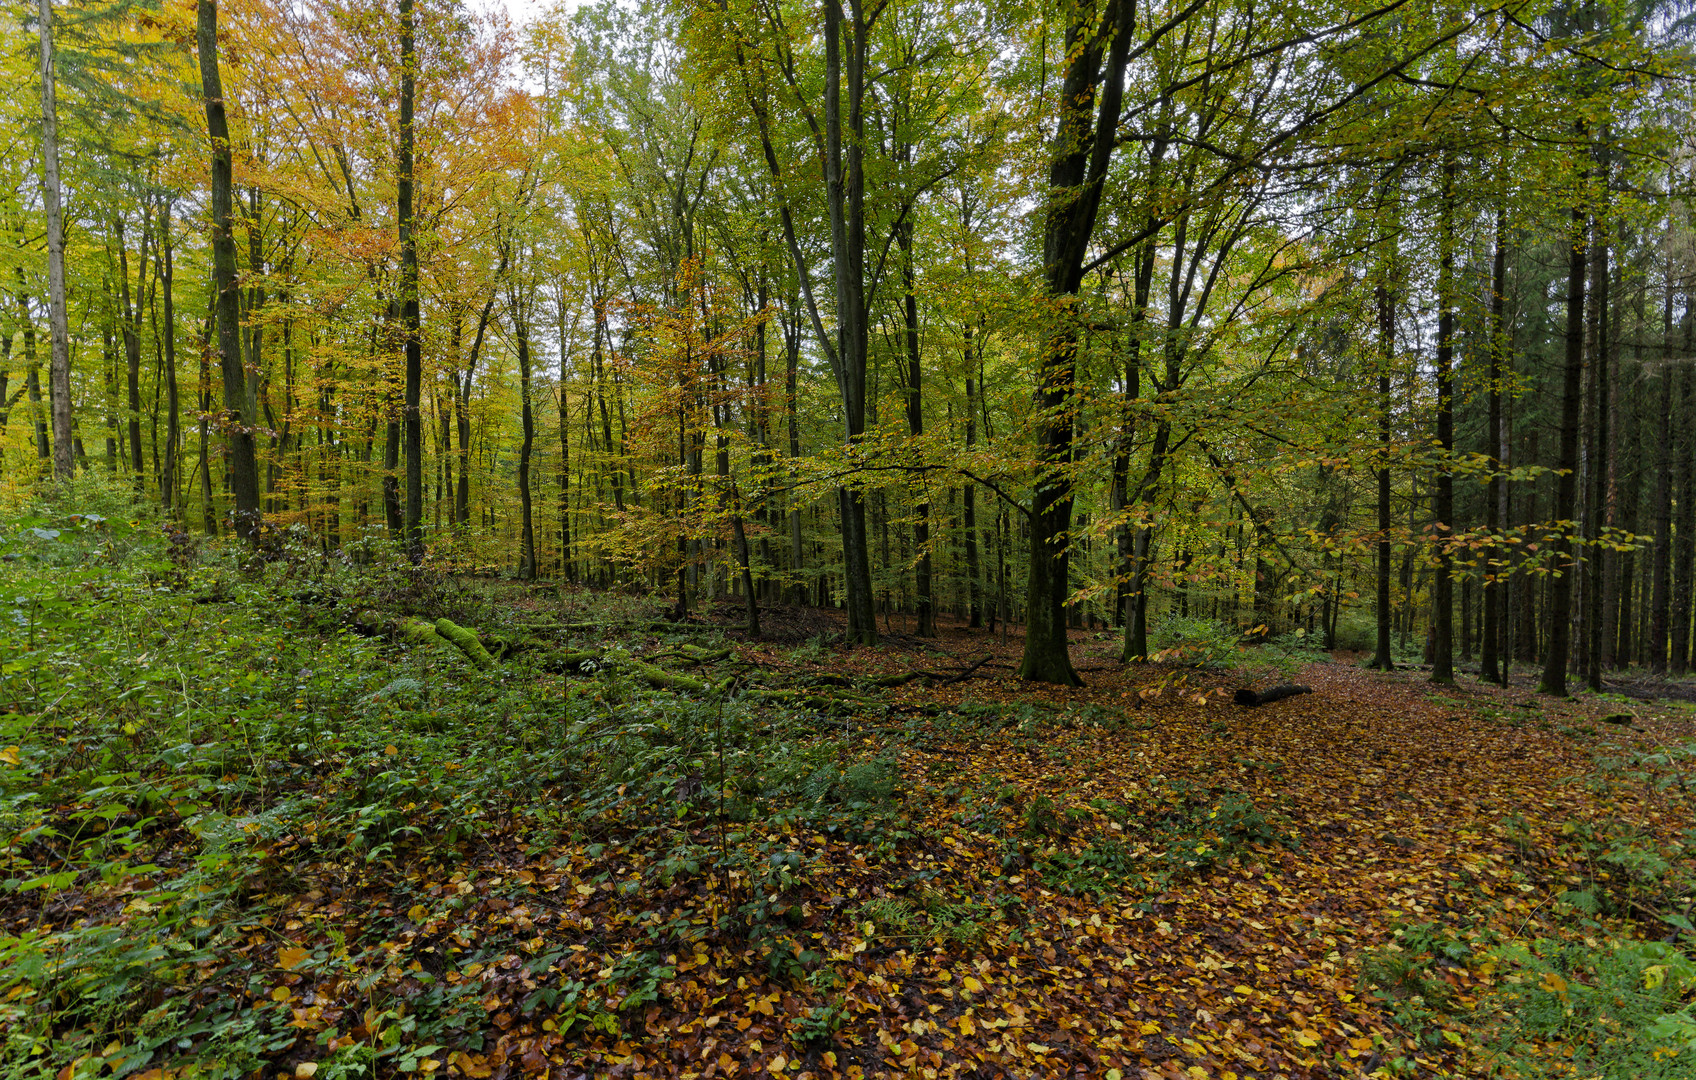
top-left (5, 617), bottom-right (1694, 1080)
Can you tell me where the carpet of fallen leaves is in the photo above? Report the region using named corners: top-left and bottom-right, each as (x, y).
top-left (16, 614), bottom-right (1696, 1080)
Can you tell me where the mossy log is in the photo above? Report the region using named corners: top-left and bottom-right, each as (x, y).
top-left (435, 618), bottom-right (495, 669)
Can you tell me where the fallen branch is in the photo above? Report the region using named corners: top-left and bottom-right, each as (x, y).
top-left (1234, 685), bottom-right (1312, 707)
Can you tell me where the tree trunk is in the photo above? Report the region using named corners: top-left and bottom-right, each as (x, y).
top-left (399, 0), bottom-right (423, 559)
top-left (1538, 200), bottom-right (1589, 697)
top-left (38, 0), bottom-right (73, 481)
top-left (822, 0), bottom-right (876, 645)
top-left (1020, 0), bottom-right (1133, 685)
top-left (515, 304), bottom-right (536, 579)
top-left (161, 202), bottom-right (181, 517)
top-left (1429, 161), bottom-right (1456, 684)
top-left (963, 369), bottom-right (981, 627)
top-left (1583, 200), bottom-right (1610, 690)
top-left (1672, 360), bottom-right (1695, 675)
top-left (197, 0), bottom-right (261, 536)
top-left (898, 219), bottom-right (933, 636)
top-left (1481, 207), bottom-right (1507, 684)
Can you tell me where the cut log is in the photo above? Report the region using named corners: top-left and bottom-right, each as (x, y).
top-left (1234, 684), bottom-right (1312, 707)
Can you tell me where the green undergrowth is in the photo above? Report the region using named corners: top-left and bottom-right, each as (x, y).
top-left (0, 494), bottom-right (912, 1077)
top-left (1355, 737), bottom-right (1696, 1078)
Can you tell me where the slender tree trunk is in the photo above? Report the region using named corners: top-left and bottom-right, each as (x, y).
top-left (822, 0), bottom-right (876, 644)
top-left (197, 0), bottom-right (261, 535)
top-left (161, 202), bottom-right (180, 517)
top-left (515, 305), bottom-right (535, 579)
top-left (1430, 161), bottom-right (1456, 683)
top-left (1583, 201), bottom-right (1610, 690)
top-left (116, 216), bottom-right (150, 492)
top-left (1538, 199), bottom-right (1589, 697)
top-left (963, 368), bottom-right (982, 627)
top-left (784, 310), bottom-right (805, 603)
top-left (1649, 287), bottom-right (1675, 671)
top-left (898, 222), bottom-right (933, 636)
top-left (1481, 208), bottom-right (1508, 683)
top-left (38, 0), bottom-right (73, 480)
top-left (399, 0), bottom-right (423, 559)
top-left (1672, 360), bottom-right (1695, 675)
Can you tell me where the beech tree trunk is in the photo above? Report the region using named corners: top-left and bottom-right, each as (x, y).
top-left (197, 0), bottom-right (261, 536)
top-left (1020, 0), bottom-right (1133, 686)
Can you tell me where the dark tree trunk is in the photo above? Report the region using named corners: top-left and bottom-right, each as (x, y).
top-left (898, 221), bottom-right (933, 636)
top-left (1583, 205), bottom-right (1611, 690)
top-left (1430, 161), bottom-right (1456, 684)
top-left (1672, 360), bottom-right (1695, 675)
top-left (1481, 207), bottom-right (1508, 683)
top-left (1020, 0), bottom-right (1133, 685)
top-left (197, 0), bottom-right (261, 537)
top-left (1538, 201), bottom-right (1589, 697)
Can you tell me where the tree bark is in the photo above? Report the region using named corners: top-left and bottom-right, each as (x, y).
top-left (197, 0), bottom-right (261, 536)
top-left (399, 0), bottom-right (424, 559)
top-left (38, 0), bottom-right (73, 481)
top-left (161, 202), bottom-right (181, 517)
top-left (1429, 161), bottom-right (1456, 684)
top-left (1020, 0), bottom-right (1133, 686)
top-left (1583, 200), bottom-right (1610, 690)
top-left (1538, 199), bottom-right (1588, 697)
top-left (1481, 207), bottom-right (1507, 683)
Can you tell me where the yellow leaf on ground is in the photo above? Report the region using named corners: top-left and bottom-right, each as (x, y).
top-left (277, 947), bottom-right (310, 970)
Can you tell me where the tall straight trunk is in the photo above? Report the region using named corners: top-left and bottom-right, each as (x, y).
top-left (514, 305), bottom-right (536, 579)
top-left (399, 0), bottom-right (423, 559)
top-left (1649, 287), bottom-right (1675, 671)
top-left (711, 356), bottom-right (758, 634)
top-left (1538, 198), bottom-right (1589, 697)
top-left (1430, 160), bottom-right (1456, 684)
top-left (784, 311), bottom-right (805, 603)
top-left (38, 0), bottom-right (73, 480)
top-left (197, 0), bottom-right (261, 535)
top-left (1583, 204), bottom-right (1610, 690)
top-left (196, 296), bottom-right (218, 534)
top-left (454, 290), bottom-right (496, 528)
top-left (102, 324), bottom-right (119, 471)
top-left (822, 0), bottom-right (876, 644)
top-left (116, 215), bottom-right (149, 490)
top-left (1481, 208), bottom-right (1508, 683)
top-left (1370, 291), bottom-right (1395, 668)
top-left (557, 309), bottom-right (573, 580)
top-left (15, 272), bottom-right (51, 468)
top-left (963, 368), bottom-right (982, 627)
top-left (898, 222), bottom-right (933, 636)
top-left (161, 202), bottom-right (181, 517)
top-left (1120, 242), bottom-right (1160, 660)
top-left (1672, 360), bottom-right (1695, 675)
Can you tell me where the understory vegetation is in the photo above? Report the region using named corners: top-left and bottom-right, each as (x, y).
top-left (1, 491), bottom-right (1692, 1079)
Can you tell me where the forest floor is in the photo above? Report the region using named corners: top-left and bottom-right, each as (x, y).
top-left (2, 522), bottom-right (1694, 1080)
